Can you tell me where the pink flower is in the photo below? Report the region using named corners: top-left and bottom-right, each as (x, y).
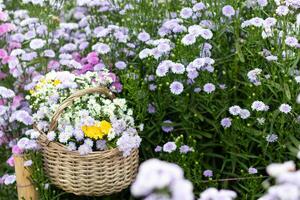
top-left (0, 71), bottom-right (7, 80)
top-left (72, 52), bottom-right (81, 62)
top-left (111, 82), bottom-right (123, 93)
top-left (0, 49), bottom-right (7, 59)
top-left (87, 55), bottom-right (99, 65)
top-left (0, 23), bottom-right (15, 36)
top-left (8, 42), bottom-right (21, 50)
top-left (2, 56), bottom-right (11, 64)
top-left (12, 95), bottom-right (24, 110)
top-left (12, 145), bottom-right (23, 155)
top-left (0, 11), bottom-right (8, 21)
top-left (6, 156), bottom-right (14, 167)
top-left (47, 60), bottom-right (60, 70)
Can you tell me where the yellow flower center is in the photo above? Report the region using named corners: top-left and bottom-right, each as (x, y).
top-left (81, 120), bottom-right (112, 140)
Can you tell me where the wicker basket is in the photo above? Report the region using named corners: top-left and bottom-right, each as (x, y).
top-left (35, 87), bottom-right (139, 196)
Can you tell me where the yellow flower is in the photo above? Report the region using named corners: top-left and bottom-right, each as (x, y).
top-left (81, 120), bottom-right (112, 140)
top-left (99, 120), bottom-right (112, 134)
top-left (53, 79), bottom-right (61, 86)
top-left (29, 90), bottom-right (35, 95)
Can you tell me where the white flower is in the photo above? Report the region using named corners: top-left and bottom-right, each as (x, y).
top-left (266, 161), bottom-right (295, 177)
top-left (199, 188), bottom-right (237, 200)
top-left (24, 160), bottom-right (33, 167)
top-left (29, 38), bottom-right (46, 50)
top-left (78, 144), bottom-right (92, 155)
top-left (180, 7), bottom-right (193, 19)
top-left (92, 43), bottom-right (111, 54)
top-left (229, 105), bottom-right (241, 116)
top-left (251, 101), bottom-right (268, 111)
top-left (279, 103), bottom-right (292, 114)
top-left (239, 109), bottom-right (251, 119)
top-left (47, 131), bottom-right (56, 141)
top-left (139, 48), bottom-right (151, 59)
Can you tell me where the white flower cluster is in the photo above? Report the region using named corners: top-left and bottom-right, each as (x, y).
top-left (259, 161), bottom-right (300, 200)
top-left (131, 159), bottom-right (194, 200)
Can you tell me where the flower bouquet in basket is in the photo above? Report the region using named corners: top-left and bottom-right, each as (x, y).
top-left (22, 70), bottom-right (141, 196)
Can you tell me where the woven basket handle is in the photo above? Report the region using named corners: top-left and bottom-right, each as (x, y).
top-left (48, 86), bottom-right (115, 132)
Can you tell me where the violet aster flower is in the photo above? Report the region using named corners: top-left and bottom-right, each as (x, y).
top-left (170, 81), bottom-right (184, 95)
top-left (203, 170), bottom-right (213, 177)
top-left (163, 141), bottom-right (177, 153)
top-left (285, 36), bottom-right (298, 47)
top-left (4, 175), bottom-right (16, 185)
top-left (149, 84), bottom-right (157, 91)
top-left (180, 7), bottom-right (193, 19)
top-left (266, 134), bottom-right (278, 143)
top-left (248, 167), bottom-right (258, 174)
top-left (0, 86), bottom-right (15, 98)
top-left (137, 31), bottom-right (150, 42)
top-left (154, 145), bottom-right (162, 152)
top-left (221, 118), bottom-right (232, 128)
top-left (180, 145), bottom-right (192, 154)
top-left (276, 5), bottom-right (289, 16)
top-left (279, 104), bottom-right (292, 114)
top-left (203, 83), bottom-right (215, 94)
top-left (229, 105), bottom-right (241, 115)
top-left (222, 5), bottom-right (235, 18)
top-left (115, 61), bottom-right (127, 70)
top-left (257, 0), bottom-right (268, 7)
top-left (96, 140), bottom-right (107, 150)
top-left (147, 103), bottom-right (156, 114)
top-left (162, 120), bottom-right (174, 133)
top-left (194, 87), bottom-right (201, 93)
top-left (182, 34), bottom-right (196, 46)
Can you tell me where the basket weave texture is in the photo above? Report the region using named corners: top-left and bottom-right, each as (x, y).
top-left (35, 87), bottom-right (139, 196)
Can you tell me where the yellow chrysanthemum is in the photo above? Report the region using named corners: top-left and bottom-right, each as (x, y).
top-left (81, 120), bottom-right (112, 140)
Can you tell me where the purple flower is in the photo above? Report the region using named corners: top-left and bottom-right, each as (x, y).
top-left (163, 141), bottom-right (177, 153)
top-left (24, 160), bottom-right (33, 167)
top-left (203, 83), bottom-right (216, 94)
top-left (257, 0), bottom-right (268, 7)
top-left (203, 170), bottom-right (213, 177)
top-left (221, 118), bottom-right (232, 128)
top-left (162, 120), bottom-right (174, 133)
top-left (248, 167), bottom-right (258, 174)
top-left (147, 103), bottom-right (156, 114)
top-left (180, 7), bottom-right (193, 19)
top-left (179, 145), bottom-right (192, 154)
top-left (170, 81), bottom-right (184, 95)
top-left (194, 87), bottom-right (201, 93)
top-left (0, 86), bottom-right (15, 98)
top-left (137, 31), bottom-right (150, 42)
top-left (115, 61), bottom-right (127, 70)
top-left (222, 5), bottom-right (235, 18)
top-left (279, 104), bottom-right (292, 114)
top-left (154, 145), bottom-right (162, 152)
top-left (266, 134), bottom-right (278, 143)
top-left (182, 34), bottom-right (196, 45)
top-left (4, 175), bottom-right (16, 185)
top-left (285, 36), bottom-right (298, 47)
top-left (149, 84), bottom-right (157, 91)
top-left (96, 140), bottom-right (107, 150)
top-left (276, 5), bottom-right (289, 16)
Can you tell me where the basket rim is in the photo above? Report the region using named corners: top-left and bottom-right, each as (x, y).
top-left (34, 126), bottom-right (137, 159)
